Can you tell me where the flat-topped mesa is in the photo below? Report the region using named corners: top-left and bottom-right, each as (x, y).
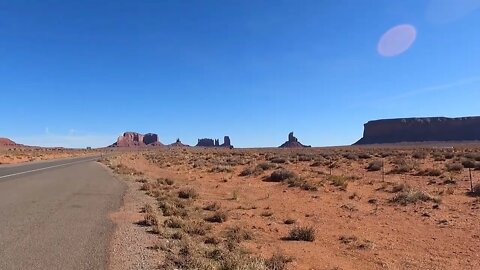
top-left (196, 136), bottom-right (233, 148)
top-left (110, 132), bottom-right (164, 147)
top-left (354, 116), bottom-right (480, 145)
top-left (0, 137), bottom-right (17, 146)
top-left (279, 132), bottom-right (311, 148)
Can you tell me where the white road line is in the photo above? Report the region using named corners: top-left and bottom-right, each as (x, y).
top-left (0, 158), bottom-right (98, 180)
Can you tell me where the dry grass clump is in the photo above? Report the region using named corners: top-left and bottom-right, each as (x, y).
top-left (412, 151), bottom-right (428, 159)
top-left (390, 190), bottom-right (441, 206)
top-left (328, 175), bottom-right (351, 190)
top-left (285, 226), bottom-right (316, 242)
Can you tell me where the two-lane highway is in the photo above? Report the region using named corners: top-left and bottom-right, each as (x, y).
top-left (0, 156), bottom-right (125, 270)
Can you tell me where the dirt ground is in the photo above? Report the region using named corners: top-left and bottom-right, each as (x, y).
top-left (0, 146), bottom-right (100, 164)
top-left (104, 146), bottom-right (480, 270)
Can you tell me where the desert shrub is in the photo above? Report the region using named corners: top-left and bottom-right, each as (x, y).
top-left (391, 182), bottom-right (411, 193)
top-left (184, 220), bottom-right (210, 236)
top-left (256, 162), bottom-right (276, 171)
top-left (416, 168), bottom-right (442, 176)
top-left (469, 184), bottom-right (480, 197)
top-left (285, 226), bottom-right (315, 242)
top-left (412, 151), bottom-right (427, 159)
top-left (446, 162), bottom-right (463, 172)
top-left (164, 217), bottom-right (184, 229)
top-left (203, 202), bottom-right (221, 211)
top-left (310, 160), bottom-right (323, 167)
top-left (343, 153), bottom-right (358, 160)
top-left (461, 159), bottom-right (476, 169)
top-left (389, 160), bottom-right (414, 174)
top-left (225, 226), bottom-right (253, 243)
top-left (284, 218), bottom-right (296, 225)
top-left (143, 212), bottom-right (159, 226)
top-left (444, 152), bottom-right (455, 159)
top-left (205, 211), bottom-right (228, 223)
top-left (367, 160), bottom-right (383, 171)
top-left (390, 190), bottom-right (440, 205)
top-left (328, 175), bottom-right (349, 190)
top-left (464, 152), bottom-right (480, 161)
top-left (265, 253), bottom-right (292, 270)
top-left (270, 157), bottom-right (287, 164)
top-left (298, 154), bottom-right (314, 162)
top-left (358, 153), bottom-right (371, 159)
top-left (210, 165), bottom-right (233, 173)
top-left (285, 177), bottom-right (318, 191)
top-left (268, 169), bottom-right (297, 182)
top-left (178, 188), bottom-right (199, 199)
top-left (239, 167), bottom-right (256, 176)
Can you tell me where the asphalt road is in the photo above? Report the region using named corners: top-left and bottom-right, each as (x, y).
top-left (0, 156), bottom-right (125, 270)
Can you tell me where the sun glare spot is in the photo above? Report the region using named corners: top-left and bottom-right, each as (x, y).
top-left (377, 24), bottom-right (417, 57)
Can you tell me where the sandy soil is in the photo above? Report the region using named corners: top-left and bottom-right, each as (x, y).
top-left (104, 147), bottom-right (480, 270)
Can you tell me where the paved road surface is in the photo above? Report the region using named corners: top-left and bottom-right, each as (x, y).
top-left (0, 156), bottom-right (125, 270)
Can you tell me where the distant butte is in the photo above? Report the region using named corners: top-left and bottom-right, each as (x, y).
top-left (355, 116), bottom-right (480, 145)
top-left (110, 132), bottom-right (164, 147)
top-left (169, 138), bottom-right (190, 147)
top-left (196, 136), bottom-right (233, 148)
top-left (279, 132), bottom-right (311, 148)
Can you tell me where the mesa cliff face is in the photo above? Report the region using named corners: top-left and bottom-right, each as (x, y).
top-left (355, 117), bottom-right (480, 145)
top-left (110, 132), bottom-right (163, 147)
top-left (0, 137), bottom-right (17, 146)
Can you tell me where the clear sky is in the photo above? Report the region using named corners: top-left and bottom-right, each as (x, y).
top-left (1, 0), bottom-right (480, 148)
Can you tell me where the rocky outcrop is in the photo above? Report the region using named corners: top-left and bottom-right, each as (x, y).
top-left (110, 132), bottom-right (164, 147)
top-left (196, 136), bottom-right (233, 148)
top-left (0, 137), bottom-right (16, 146)
top-left (169, 138), bottom-right (190, 147)
top-left (279, 132), bottom-right (311, 148)
top-left (355, 116), bottom-right (480, 145)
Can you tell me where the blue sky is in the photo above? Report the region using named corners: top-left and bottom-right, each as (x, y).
top-left (1, 0), bottom-right (480, 148)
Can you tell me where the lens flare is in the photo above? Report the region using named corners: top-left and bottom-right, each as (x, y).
top-left (377, 24), bottom-right (417, 57)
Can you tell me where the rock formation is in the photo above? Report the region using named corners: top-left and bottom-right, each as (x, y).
top-left (0, 137), bottom-right (16, 146)
top-left (279, 132), bottom-right (311, 148)
top-left (354, 116), bottom-right (480, 145)
top-left (169, 138), bottom-right (190, 147)
top-left (196, 136), bottom-right (233, 148)
top-left (110, 132), bottom-right (164, 147)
